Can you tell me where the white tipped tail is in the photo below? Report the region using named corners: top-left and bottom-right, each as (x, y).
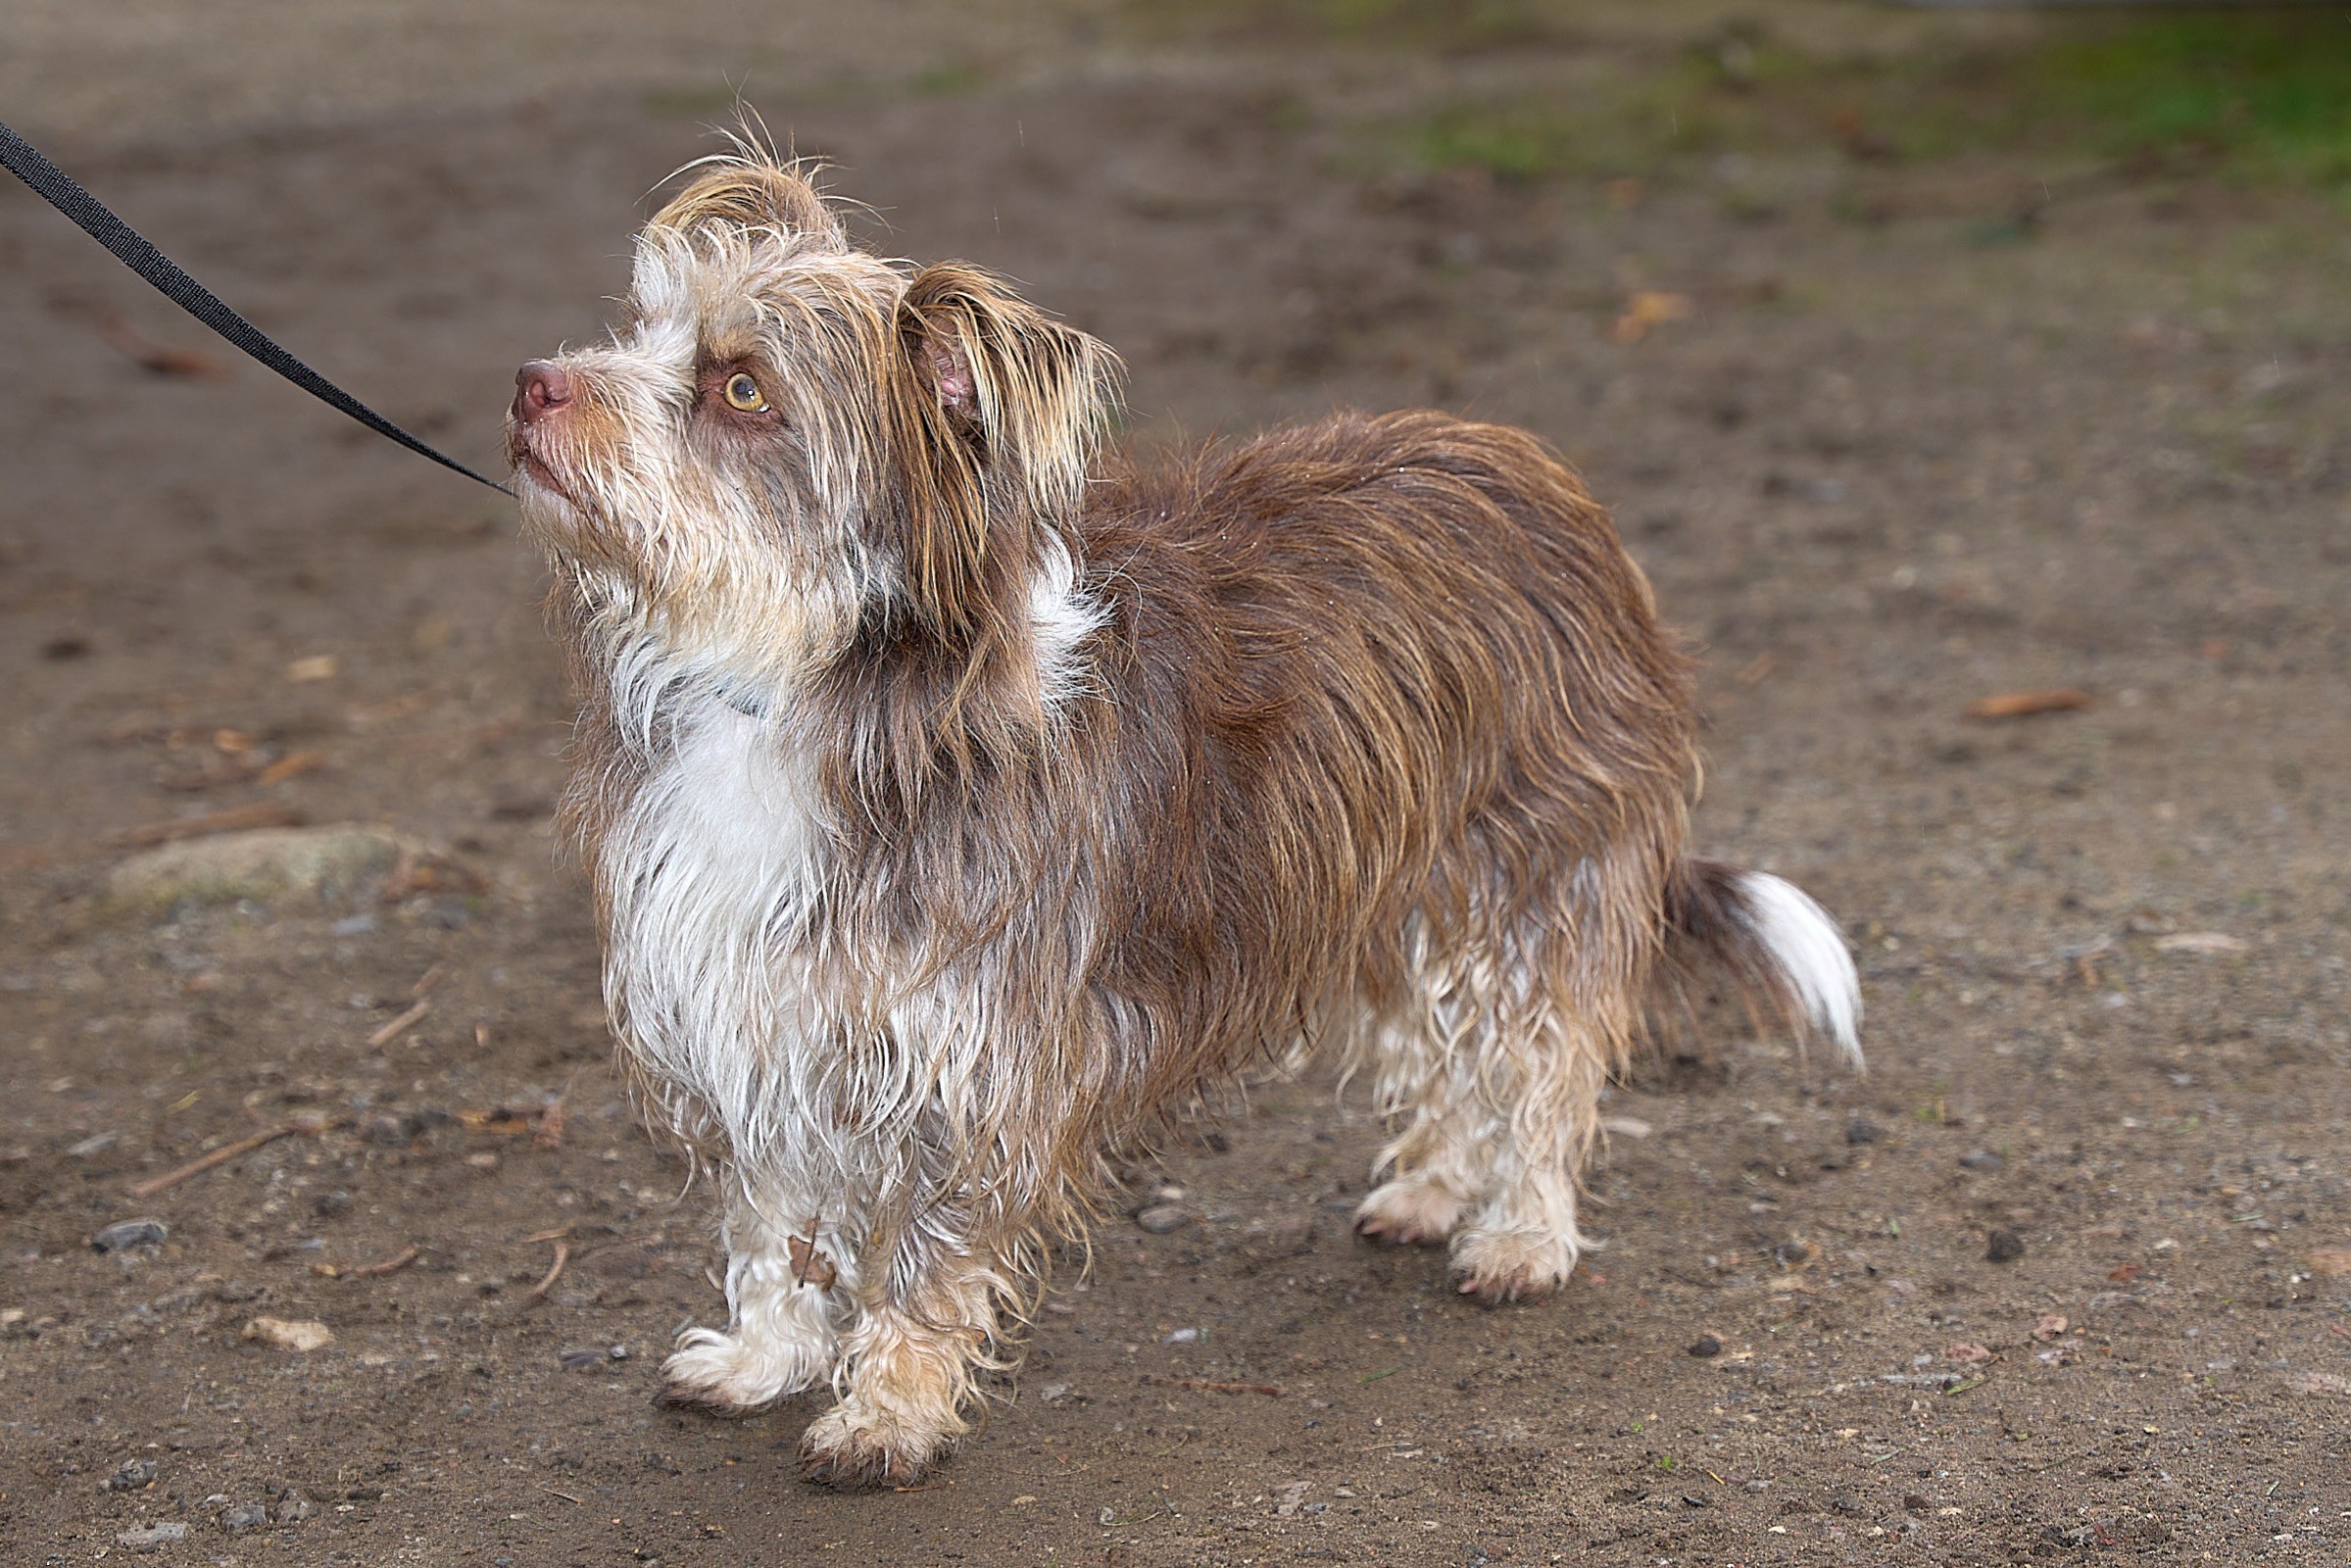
top-left (1665, 858), bottom-right (1863, 1066)
top-left (1734, 870), bottom-right (1863, 1064)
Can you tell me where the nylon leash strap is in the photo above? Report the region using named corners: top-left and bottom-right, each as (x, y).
top-left (0, 118), bottom-right (512, 496)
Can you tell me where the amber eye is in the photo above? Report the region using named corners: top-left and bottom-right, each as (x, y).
top-left (721, 372), bottom-right (766, 413)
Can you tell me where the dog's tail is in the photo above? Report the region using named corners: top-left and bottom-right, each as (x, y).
top-left (1659, 858), bottom-right (1862, 1066)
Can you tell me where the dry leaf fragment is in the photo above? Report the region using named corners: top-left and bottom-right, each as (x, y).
top-left (103, 316), bottom-right (230, 379)
top-left (1610, 290), bottom-right (1694, 343)
top-left (285, 656), bottom-right (338, 683)
top-left (1945, 1343), bottom-right (1993, 1364)
top-left (2032, 1313), bottom-right (2069, 1341)
top-left (2304, 1248), bottom-right (2351, 1280)
top-left (1964, 688), bottom-right (2092, 720)
top-left (243, 1316), bottom-right (333, 1351)
top-left (787, 1231), bottom-right (838, 1291)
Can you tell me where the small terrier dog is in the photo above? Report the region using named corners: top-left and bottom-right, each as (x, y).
top-left (507, 153), bottom-right (1860, 1488)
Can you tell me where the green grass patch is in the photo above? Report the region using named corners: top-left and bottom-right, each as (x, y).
top-left (1386, 10), bottom-right (2351, 190)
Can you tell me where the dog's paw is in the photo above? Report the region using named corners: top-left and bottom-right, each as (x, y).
top-left (1449, 1226), bottom-right (1579, 1304)
top-left (797, 1398), bottom-right (952, 1491)
top-left (1353, 1178), bottom-right (1468, 1248)
top-left (659, 1326), bottom-right (823, 1414)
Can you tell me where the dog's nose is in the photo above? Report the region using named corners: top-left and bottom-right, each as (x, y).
top-left (513, 361), bottom-right (573, 425)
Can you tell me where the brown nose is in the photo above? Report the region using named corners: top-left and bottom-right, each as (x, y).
top-left (513, 360), bottom-right (573, 425)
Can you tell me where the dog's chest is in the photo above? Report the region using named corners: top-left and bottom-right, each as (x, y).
top-left (602, 703), bottom-right (830, 1077)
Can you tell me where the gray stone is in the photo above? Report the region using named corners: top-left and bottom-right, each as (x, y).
top-left (1135, 1203), bottom-right (1190, 1234)
top-left (220, 1503), bottom-right (270, 1534)
top-left (107, 1457), bottom-right (158, 1491)
top-left (108, 825), bottom-right (406, 908)
top-left (92, 1219), bottom-right (169, 1253)
top-left (117, 1522), bottom-right (187, 1552)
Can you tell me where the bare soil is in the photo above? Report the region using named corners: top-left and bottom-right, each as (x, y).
top-left (2, 5), bottom-right (2347, 1564)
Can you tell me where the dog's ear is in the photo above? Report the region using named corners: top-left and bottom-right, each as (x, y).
top-left (888, 264), bottom-right (1121, 635)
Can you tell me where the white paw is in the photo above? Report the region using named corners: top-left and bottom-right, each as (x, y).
top-left (660, 1325), bottom-right (828, 1414)
top-left (1450, 1224), bottom-right (1580, 1303)
top-left (798, 1393), bottom-right (955, 1490)
top-left (1353, 1178), bottom-right (1470, 1247)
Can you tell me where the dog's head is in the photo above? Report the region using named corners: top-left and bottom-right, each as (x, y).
top-left (509, 154), bottom-right (1120, 684)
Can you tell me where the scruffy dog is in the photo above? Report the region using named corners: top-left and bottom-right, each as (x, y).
top-left (506, 153), bottom-right (1861, 1488)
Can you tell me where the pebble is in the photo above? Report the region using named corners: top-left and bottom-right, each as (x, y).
top-left (1958, 1150), bottom-right (2004, 1172)
top-left (106, 1458), bottom-right (159, 1492)
top-left (1687, 1335), bottom-right (1723, 1359)
top-left (66, 1133), bottom-right (118, 1158)
top-left (242, 1316), bottom-right (334, 1351)
top-left (1845, 1119), bottom-right (1884, 1146)
top-left (1984, 1228), bottom-right (2027, 1263)
top-left (273, 1490), bottom-right (318, 1524)
top-left (117, 1523), bottom-right (188, 1552)
top-left (1135, 1203), bottom-right (1190, 1234)
top-left (220, 1503), bottom-right (270, 1534)
top-left (91, 1219), bottom-right (169, 1254)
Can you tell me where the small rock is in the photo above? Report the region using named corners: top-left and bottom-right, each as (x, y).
top-left (92, 1219), bottom-right (169, 1253)
top-left (117, 1523), bottom-right (188, 1552)
top-left (558, 1347), bottom-right (610, 1371)
top-left (242, 1316), bottom-right (333, 1352)
top-left (67, 1132), bottom-right (119, 1158)
top-left (1599, 1115), bottom-right (1653, 1139)
top-left (272, 1490), bottom-right (318, 1524)
top-left (2284, 1370), bottom-right (2350, 1398)
top-left (106, 1458), bottom-right (159, 1492)
top-left (220, 1503), bottom-right (270, 1534)
top-left (108, 825), bottom-right (406, 909)
top-left (1687, 1335), bottom-right (1723, 1359)
top-left (1829, 1494), bottom-right (1864, 1515)
top-left (1958, 1150), bottom-right (2004, 1172)
top-left (1682, 1494), bottom-right (1710, 1508)
top-left (1135, 1203), bottom-right (1190, 1235)
top-left (1845, 1119), bottom-right (1884, 1146)
top-left (1163, 1326), bottom-right (1201, 1346)
top-left (1038, 1382), bottom-right (1072, 1405)
top-left (1985, 1228), bottom-right (2027, 1263)
top-left (2042, 1524), bottom-right (2097, 1546)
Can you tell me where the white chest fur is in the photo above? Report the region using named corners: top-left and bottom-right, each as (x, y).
top-left (601, 698), bottom-right (832, 1168)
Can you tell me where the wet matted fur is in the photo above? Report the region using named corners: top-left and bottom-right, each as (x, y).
top-left (505, 153), bottom-right (1861, 1488)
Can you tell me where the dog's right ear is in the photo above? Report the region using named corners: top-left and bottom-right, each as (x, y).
top-left (647, 158), bottom-right (846, 248)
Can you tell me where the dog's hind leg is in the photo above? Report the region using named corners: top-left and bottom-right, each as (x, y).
top-left (1353, 986), bottom-right (1493, 1249)
top-left (1445, 858), bottom-right (1653, 1303)
top-left (662, 1176), bottom-right (845, 1413)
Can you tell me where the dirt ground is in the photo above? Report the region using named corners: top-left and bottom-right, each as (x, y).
top-left (3, 3), bottom-right (2348, 1563)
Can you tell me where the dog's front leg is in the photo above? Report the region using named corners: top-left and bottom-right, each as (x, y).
top-left (661, 1176), bottom-right (846, 1413)
top-left (797, 1203), bottom-right (1004, 1489)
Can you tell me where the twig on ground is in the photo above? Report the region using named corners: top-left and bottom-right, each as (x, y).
top-left (345, 1244), bottom-right (421, 1280)
top-left (366, 999), bottom-right (430, 1050)
top-left (1139, 1374), bottom-right (1284, 1397)
top-left (125, 1118), bottom-right (324, 1200)
top-left (108, 802), bottom-right (301, 849)
top-left (527, 1240), bottom-right (570, 1299)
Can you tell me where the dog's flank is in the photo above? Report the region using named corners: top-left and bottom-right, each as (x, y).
top-left (507, 152), bottom-right (1861, 1488)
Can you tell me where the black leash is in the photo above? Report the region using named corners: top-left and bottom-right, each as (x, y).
top-left (0, 119), bottom-right (511, 496)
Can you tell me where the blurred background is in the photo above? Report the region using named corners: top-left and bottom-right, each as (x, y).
top-left (4, 3), bottom-right (2348, 1563)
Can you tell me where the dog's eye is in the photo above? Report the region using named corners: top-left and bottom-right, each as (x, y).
top-left (721, 373), bottom-right (767, 413)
